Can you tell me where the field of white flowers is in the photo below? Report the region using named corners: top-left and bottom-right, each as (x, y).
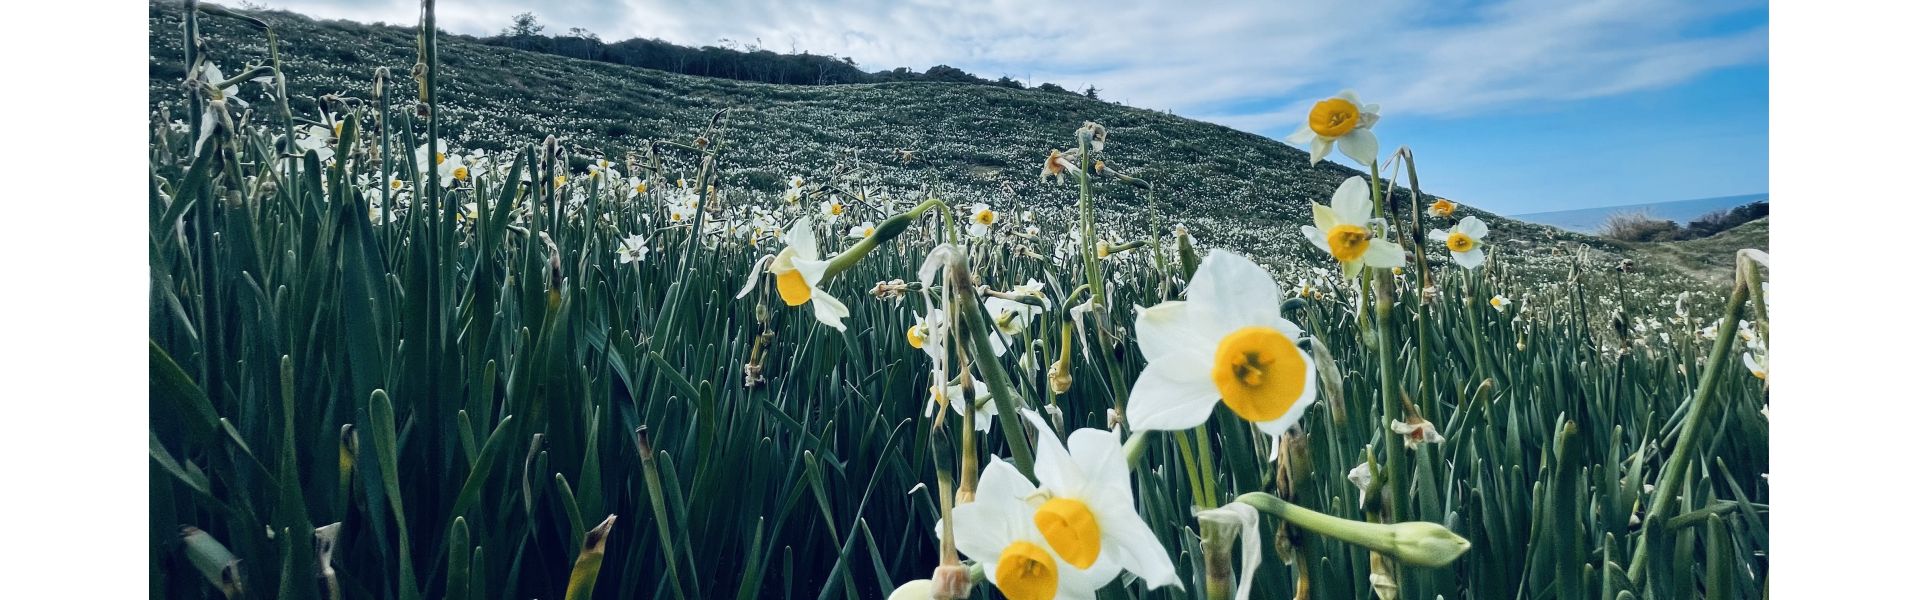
top-left (148, 2), bottom-right (1769, 599)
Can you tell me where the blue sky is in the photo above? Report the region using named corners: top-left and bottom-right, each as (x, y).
top-left (258, 0), bottom-right (1768, 215)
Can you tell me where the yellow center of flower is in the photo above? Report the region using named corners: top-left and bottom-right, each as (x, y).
top-left (1097, 242), bottom-right (1111, 259)
top-left (1325, 224), bottom-right (1370, 263)
top-left (907, 324), bottom-right (927, 348)
top-left (635, 182), bottom-right (648, 194)
top-left (390, 179), bottom-right (404, 191)
top-left (434, 152), bottom-right (446, 165)
top-left (1309, 98), bottom-right (1361, 138)
top-left (333, 122), bottom-right (344, 137)
top-left (861, 227), bottom-right (874, 238)
top-left (976, 210), bottom-right (996, 225)
top-left (1430, 199), bottom-right (1456, 217)
top-left (1210, 326), bottom-right (1309, 423)
top-left (554, 175), bottom-right (568, 186)
top-left (1446, 232), bottom-right (1474, 253)
top-left (775, 270), bottom-right (811, 307)
top-left (453, 166), bottom-right (470, 182)
top-left (1034, 498), bottom-right (1101, 569)
top-left (1490, 297), bottom-right (1506, 309)
top-left (830, 203), bottom-right (844, 216)
top-left (994, 541), bottom-right (1059, 600)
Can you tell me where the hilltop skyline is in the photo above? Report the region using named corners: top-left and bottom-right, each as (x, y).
top-left (231, 0), bottom-right (1768, 215)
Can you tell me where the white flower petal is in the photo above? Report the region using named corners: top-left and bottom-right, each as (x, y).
top-left (810, 288), bottom-right (850, 331)
top-left (1125, 356), bottom-right (1219, 432)
top-left (1188, 250), bottom-right (1283, 333)
top-left (1454, 247), bottom-right (1485, 270)
top-left (1064, 427), bottom-right (1129, 498)
top-left (1428, 229), bottom-right (1451, 243)
top-left (793, 257), bottom-right (832, 287)
top-left (734, 255), bottom-right (774, 298)
top-left (1102, 506), bottom-right (1181, 590)
top-left (1282, 124), bottom-right (1315, 145)
top-left (1458, 216), bottom-right (1488, 239)
top-left (1337, 129), bottom-right (1378, 166)
top-left (1331, 176), bottom-right (1372, 226)
top-left (1308, 137), bottom-right (1332, 165)
top-left (1362, 240), bottom-right (1406, 268)
top-left (1135, 301), bottom-right (1214, 364)
top-left (1310, 203), bottom-right (1338, 233)
top-left (1302, 225), bottom-right (1331, 254)
top-left (785, 217), bottom-right (819, 260)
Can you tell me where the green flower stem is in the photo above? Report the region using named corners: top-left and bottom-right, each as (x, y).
top-left (950, 255), bottom-right (1036, 479)
top-left (1399, 149), bottom-right (1438, 407)
top-left (824, 198), bottom-right (947, 279)
top-left (1193, 423), bottom-right (1220, 508)
top-left (1369, 160), bottom-right (1415, 594)
top-left (1173, 430), bottom-right (1215, 510)
top-left (1627, 278), bottom-right (1752, 584)
top-left (1235, 492), bottom-right (1470, 568)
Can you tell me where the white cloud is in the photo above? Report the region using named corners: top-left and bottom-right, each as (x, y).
top-left (256, 0), bottom-right (1766, 132)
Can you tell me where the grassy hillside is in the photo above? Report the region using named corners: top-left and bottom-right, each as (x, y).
top-left (1630, 217), bottom-right (1770, 282)
top-left (147, 1), bottom-right (1608, 277)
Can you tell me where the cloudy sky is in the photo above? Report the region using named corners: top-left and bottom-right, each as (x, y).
top-left (255, 0), bottom-right (1768, 214)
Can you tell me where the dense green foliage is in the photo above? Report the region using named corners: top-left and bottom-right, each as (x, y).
top-left (148, 2), bottom-right (1767, 599)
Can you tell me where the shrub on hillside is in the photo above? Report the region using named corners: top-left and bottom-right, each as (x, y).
top-left (1677, 201), bottom-right (1770, 240)
top-left (1599, 210), bottom-right (1680, 242)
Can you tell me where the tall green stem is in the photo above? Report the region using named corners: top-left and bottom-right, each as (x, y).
top-left (1627, 279), bottom-right (1751, 584)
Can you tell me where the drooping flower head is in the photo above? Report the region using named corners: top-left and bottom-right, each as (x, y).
top-left (1428, 216), bottom-right (1490, 269)
top-left (1283, 90), bottom-right (1380, 166)
top-left (1128, 250), bottom-right (1319, 434)
top-left (1301, 176), bottom-right (1406, 278)
top-left (736, 217), bottom-right (849, 331)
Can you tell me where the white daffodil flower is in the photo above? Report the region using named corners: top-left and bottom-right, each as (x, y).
top-left (907, 308), bottom-right (946, 358)
top-left (735, 217), bottom-right (849, 331)
top-left (1743, 345), bottom-right (1768, 381)
top-left (438, 153), bottom-right (470, 187)
top-left (926, 378), bottom-right (997, 432)
top-left (615, 234), bottom-right (649, 264)
top-left (849, 221), bottom-right (876, 239)
top-left (293, 123), bottom-right (335, 163)
top-left (199, 63), bottom-right (249, 108)
top-left (1020, 410), bottom-right (1181, 590)
top-left (1490, 295), bottom-right (1511, 313)
top-left (1428, 216), bottom-right (1490, 269)
top-left (819, 198), bottom-right (845, 224)
top-left (1426, 198), bottom-right (1458, 219)
top-left (1282, 90), bottom-right (1380, 166)
top-left (985, 295), bottom-right (1042, 338)
top-left (1301, 177), bottom-right (1405, 279)
top-left (970, 202), bottom-right (999, 238)
top-left (1127, 249), bottom-right (1319, 435)
top-left (951, 459), bottom-right (1106, 600)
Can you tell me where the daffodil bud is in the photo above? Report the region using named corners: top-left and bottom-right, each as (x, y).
top-left (1379, 521), bottom-right (1472, 568)
top-left (1048, 357), bottom-right (1072, 395)
top-left (889, 579), bottom-right (933, 600)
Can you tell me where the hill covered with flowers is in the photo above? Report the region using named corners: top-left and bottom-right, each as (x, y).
top-left (145, 1), bottom-right (1623, 283)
